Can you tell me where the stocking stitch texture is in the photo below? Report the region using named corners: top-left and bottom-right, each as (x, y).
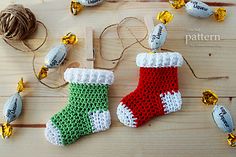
top-left (117, 52), bottom-right (183, 127)
top-left (45, 68), bottom-right (114, 146)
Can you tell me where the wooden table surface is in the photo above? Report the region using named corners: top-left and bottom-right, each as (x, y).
top-left (0, 0), bottom-right (236, 156)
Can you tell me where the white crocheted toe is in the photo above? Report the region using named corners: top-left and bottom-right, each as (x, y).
top-left (117, 103), bottom-right (137, 127)
top-left (64, 68), bottom-right (114, 85)
top-left (136, 52), bottom-right (183, 68)
top-left (45, 120), bottom-right (63, 146)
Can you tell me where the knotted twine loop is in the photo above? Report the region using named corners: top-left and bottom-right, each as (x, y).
top-left (97, 17), bottom-right (228, 80)
top-left (0, 4), bottom-right (37, 41)
top-left (0, 4), bottom-right (47, 52)
top-left (0, 4), bottom-right (65, 89)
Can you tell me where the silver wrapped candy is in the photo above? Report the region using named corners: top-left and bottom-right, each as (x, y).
top-left (38, 33), bottom-right (77, 80)
top-left (44, 44), bottom-right (68, 68)
top-left (0, 78), bottom-right (24, 139)
top-left (78, 0), bottom-right (104, 6)
top-left (3, 93), bottom-right (22, 123)
top-left (212, 104), bottom-right (235, 133)
top-left (185, 0), bottom-right (213, 18)
top-left (148, 23), bottom-right (167, 51)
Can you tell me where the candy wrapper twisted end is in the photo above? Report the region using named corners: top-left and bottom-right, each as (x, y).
top-left (70, 1), bottom-right (83, 15)
top-left (17, 78), bottom-right (24, 93)
top-left (37, 33), bottom-right (77, 81)
top-left (61, 32), bottom-right (78, 45)
top-left (214, 8), bottom-right (227, 22)
top-left (169, 0), bottom-right (185, 9)
top-left (0, 123), bottom-right (13, 139)
top-left (202, 90), bottom-right (218, 105)
top-left (228, 133), bottom-right (236, 147)
top-left (1, 78), bottom-right (24, 139)
top-left (156, 11), bottom-right (173, 25)
top-left (38, 66), bottom-right (49, 80)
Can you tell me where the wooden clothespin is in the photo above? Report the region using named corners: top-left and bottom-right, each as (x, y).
top-left (85, 27), bottom-right (94, 69)
top-left (144, 15), bottom-right (155, 35)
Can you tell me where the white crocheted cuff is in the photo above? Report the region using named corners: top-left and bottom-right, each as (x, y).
top-left (64, 68), bottom-right (114, 85)
top-left (136, 52), bottom-right (183, 68)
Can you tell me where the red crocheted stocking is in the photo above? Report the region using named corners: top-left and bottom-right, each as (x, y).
top-left (117, 52), bottom-right (183, 127)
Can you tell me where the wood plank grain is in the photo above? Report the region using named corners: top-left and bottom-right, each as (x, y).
top-left (0, 0), bottom-right (236, 156)
top-left (1, 127), bottom-right (236, 157)
top-left (0, 127), bottom-right (235, 157)
top-left (0, 1), bottom-right (235, 97)
top-left (0, 38), bottom-right (235, 97)
top-left (1, 1), bottom-right (235, 39)
top-left (0, 97), bottom-right (235, 125)
top-left (0, 98), bottom-right (235, 156)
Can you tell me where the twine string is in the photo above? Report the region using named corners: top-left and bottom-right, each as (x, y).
top-left (97, 17), bottom-right (229, 79)
top-left (0, 4), bottom-right (68, 89)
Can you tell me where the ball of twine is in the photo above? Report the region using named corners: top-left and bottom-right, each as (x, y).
top-left (0, 4), bottom-right (37, 40)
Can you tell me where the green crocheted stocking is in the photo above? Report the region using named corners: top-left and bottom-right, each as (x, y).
top-left (45, 68), bottom-right (114, 146)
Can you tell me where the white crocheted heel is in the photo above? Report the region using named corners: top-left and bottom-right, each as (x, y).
top-left (88, 110), bottom-right (111, 133)
top-left (160, 90), bottom-right (182, 114)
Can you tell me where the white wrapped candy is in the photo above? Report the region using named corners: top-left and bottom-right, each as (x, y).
top-left (78, 0), bottom-right (104, 6)
top-left (148, 23), bottom-right (167, 50)
top-left (212, 104), bottom-right (235, 133)
top-left (38, 33), bottom-right (77, 80)
top-left (0, 78), bottom-right (24, 139)
top-left (3, 93), bottom-right (22, 123)
top-left (44, 44), bottom-right (68, 68)
top-left (185, 0), bottom-right (213, 18)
